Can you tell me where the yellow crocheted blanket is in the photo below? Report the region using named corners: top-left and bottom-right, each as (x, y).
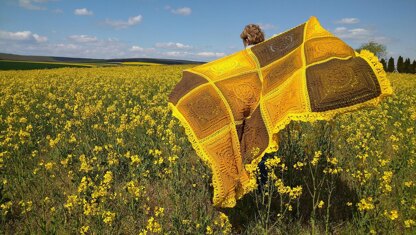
top-left (168, 16), bottom-right (393, 208)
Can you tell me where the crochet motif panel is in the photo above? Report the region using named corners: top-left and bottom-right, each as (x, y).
top-left (168, 16), bottom-right (393, 208)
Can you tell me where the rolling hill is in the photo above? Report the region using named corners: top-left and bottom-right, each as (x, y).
top-left (0, 52), bottom-right (205, 65)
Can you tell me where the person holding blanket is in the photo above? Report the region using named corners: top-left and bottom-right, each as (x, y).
top-left (240, 24), bottom-right (265, 49)
top-left (240, 24), bottom-right (272, 191)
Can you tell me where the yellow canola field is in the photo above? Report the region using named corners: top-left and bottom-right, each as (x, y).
top-left (0, 66), bottom-right (415, 234)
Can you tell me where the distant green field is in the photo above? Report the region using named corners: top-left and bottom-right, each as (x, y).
top-left (0, 60), bottom-right (171, 70)
top-left (0, 60), bottom-right (92, 70)
top-left (121, 62), bottom-right (162, 66)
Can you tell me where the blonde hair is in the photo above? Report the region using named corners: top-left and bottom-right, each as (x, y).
top-left (240, 24), bottom-right (265, 47)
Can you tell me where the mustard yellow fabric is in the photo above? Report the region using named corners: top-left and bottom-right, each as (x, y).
top-left (168, 16), bottom-right (393, 208)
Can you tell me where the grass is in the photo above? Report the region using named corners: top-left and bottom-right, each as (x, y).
top-left (0, 60), bottom-right (191, 71)
top-left (0, 60), bottom-right (94, 70)
top-left (0, 66), bottom-right (415, 234)
top-left (121, 62), bottom-right (162, 66)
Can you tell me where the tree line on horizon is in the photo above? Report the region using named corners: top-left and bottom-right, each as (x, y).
top-left (380, 56), bottom-right (416, 74)
top-left (357, 41), bottom-right (416, 74)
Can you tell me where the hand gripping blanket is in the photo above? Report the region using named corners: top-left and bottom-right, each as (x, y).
top-left (168, 16), bottom-right (393, 208)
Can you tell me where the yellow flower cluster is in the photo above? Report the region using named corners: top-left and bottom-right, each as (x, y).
top-left (383, 209), bottom-right (399, 221)
top-left (125, 180), bottom-right (145, 199)
top-left (357, 197), bottom-right (375, 211)
top-left (293, 161), bottom-right (305, 170)
top-left (80, 225), bottom-right (89, 235)
top-left (1, 201), bottom-right (13, 216)
top-left (102, 210), bottom-right (116, 225)
top-left (404, 219), bottom-right (415, 228)
top-left (64, 195), bottom-right (79, 212)
top-left (140, 207), bottom-right (165, 234)
top-left (317, 200), bottom-right (325, 209)
top-left (213, 212), bottom-right (232, 234)
top-left (274, 179), bottom-right (303, 200)
top-left (380, 171), bottom-right (393, 193)
top-left (265, 155), bottom-right (281, 170)
top-left (311, 150), bottom-right (322, 166)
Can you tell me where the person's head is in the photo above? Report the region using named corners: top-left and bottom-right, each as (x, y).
top-left (240, 24), bottom-right (265, 48)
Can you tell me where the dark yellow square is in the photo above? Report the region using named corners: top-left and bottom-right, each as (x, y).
top-left (215, 72), bottom-right (261, 122)
top-left (306, 57), bottom-right (382, 112)
top-left (177, 84), bottom-right (231, 139)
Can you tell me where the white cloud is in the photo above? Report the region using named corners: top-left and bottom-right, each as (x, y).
top-left (335, 18), bottom-right (360, 24)
top-left (129, 46), bottom-right (156, 57)
top-left (159, 51), bottom-right (225, 59)
top-left (0, 30), bottom-right (32, 40)
top-left (172, 7), bottom-right (191, 16)
top-left (163, 51), bottom-right (189, 57)
top-left (333, 27), bottom-right (372, 40)
top-left (74, 8), bottom-right (93, 16)
top-left (155, 42), bottom-right (192, 49)
top-left (32, 33), bottom-right (48, 43)
top-left (165, 6), bottom-right (192, 16)
top-left (68, 35), bottom-right (98, 43)
top-left (334, 27), bottom-right (347, 32)
top-left (0, 31), bottom-right (227, 61)
top-left (130, 46), bottom-right (144, 52)
top-left (0, 30), bottom-right (47, 43)
top-left (1, 39), bottom-right (129, 59)
top-left (332, 26), bottom-right (391, 46)
top-left (104, 15), bottom-right (143, 29)
top-left (258, 23), bottom-right (277, 31)
top-left (18, 0), bottom-right (52, 10)
top-left (196, 52), bottom-right (226, 57)
top-left (55, 43), bottom-right (79, 50)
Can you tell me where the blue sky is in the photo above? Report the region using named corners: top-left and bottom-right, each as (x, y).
top-left (0, 0), bottom-right (415, 61)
